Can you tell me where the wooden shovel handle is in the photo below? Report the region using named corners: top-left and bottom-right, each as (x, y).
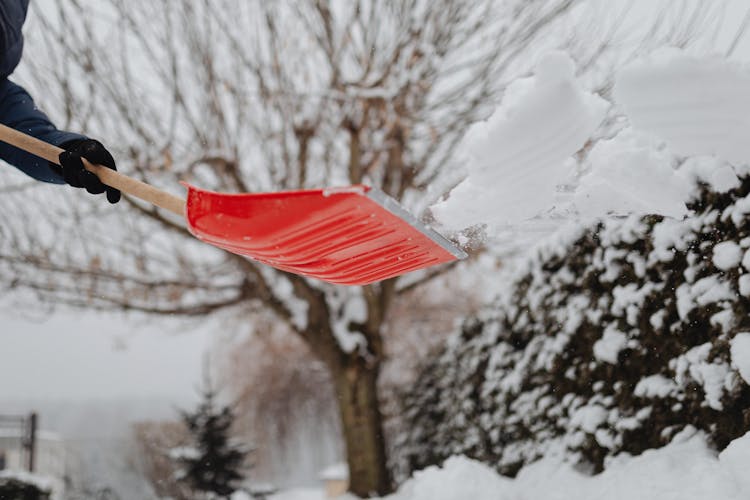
top-left (0, 123), bottom-right (186, 217)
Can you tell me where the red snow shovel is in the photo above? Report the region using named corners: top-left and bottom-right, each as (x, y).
top-left (0, 124), bottom-right (466, 285)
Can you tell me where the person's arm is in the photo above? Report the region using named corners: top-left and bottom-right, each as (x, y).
top-left (0, 78), bottom-right (85, 183)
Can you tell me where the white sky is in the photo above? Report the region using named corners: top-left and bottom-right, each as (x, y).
top-left (0, 312), bottom-right (212, 403)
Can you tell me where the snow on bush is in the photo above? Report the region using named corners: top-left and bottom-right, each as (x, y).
top-left (395, 177), bottom-right (750, 480)
top-left (0, 470), bottom-right (52, 499)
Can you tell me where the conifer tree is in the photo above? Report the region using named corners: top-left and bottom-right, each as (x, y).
top-left (174, 383), bottom-right (248, 499)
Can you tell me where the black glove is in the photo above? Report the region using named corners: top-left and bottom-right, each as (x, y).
top-left (56, 139), bottom-right (121, 204)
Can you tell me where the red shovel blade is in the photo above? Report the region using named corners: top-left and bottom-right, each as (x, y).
top-left (183, 184), bottom-right (467, 285)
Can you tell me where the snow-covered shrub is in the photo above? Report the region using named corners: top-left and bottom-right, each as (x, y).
top-left (0, 471), bottom-right (51, 500)
top-left (395, 178), bottom-right (750, 479)
top-left (174, 385), bottom-right (250, 499)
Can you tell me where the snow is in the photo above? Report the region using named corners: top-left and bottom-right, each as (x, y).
top-left (730, 333), bottom-right (750, 385)
top-left (649, 217), bottom-right (695, 263)
top-left (431, 51), bottom-right (607, 231)
top-left (722, 192), bottom-right (750, 226)
top-left (329, 288), bottom-right (369, 354)
top-left (569, 405), bottom-right (608, 434)
top-left (271, 432), bottom-right (750, 500)
top-left (711, 165), bottom-right (742, 192)
top-left (271, 489), bottom-right (326, 500)
top-left (713, 241), bottom-right (743, 270)
top-left (573, 133), bottom-right (690, 219)
top-left (739, 275), bottom-right (750, 297)
top-left (634, 375), bottom-right (677, 399)
top-left (384, 456), bottom-right (508, 500)
top-left (262, 271), bottom-right (310, 332)
top-left (231, 492), bottom-right (254, 500)
top-left (649, 310), bottom-right (665, 330)
top-left (614, 49), bottom-right (750, 164)
top-left (320, 463), bottom-right (348, 481)
top-left (167, 446), bottom-right (201, 461)
top-left (711, 309), bottom-right (735, 333)
top-left (592, 327), bottom-right (628, 364)
top-left (720, 433), bottom-right (750, 495)
top-left (689, 362), bottom-right (730, 411)
top-left (430, 48), bottom-right (750, 244)
top-left (675, 276), bottom-right (734, 320)
top-left (671, 343), bottom-right (731, 411)
top-left (612, 282), bottom-right (658, 326)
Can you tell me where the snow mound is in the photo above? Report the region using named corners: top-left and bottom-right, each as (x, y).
top-left (272, 433), bottom-right (750, 500)
top-left (388, 456), bottom-right (508, 500)
top-left (573, 131), bottom-right (691, 219)
top-left (431, 51), bottom-right (607, 231)
top-left (433, 48), bottom-right (750, 245)
top-left (384, 432), bottom-right (750, 500)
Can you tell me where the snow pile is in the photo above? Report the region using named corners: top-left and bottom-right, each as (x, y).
top-left (572, 132), bottom-right (691, 219)
top-left (434, 49), bottom-right (750, 244)
top-left (388, 431), bottom-right (750, 500)
top-left (592, 326), bottom-right (630, 364)
top-left (568, 50), bottom-right (750, 222)
top-left (396, 177), bottom-right (750, 480)
top-left (431, 51), bottom-right (607, 230)
top-left (272, 431), bottom-right (750, 500)
top-left (319, 462), bottom-right (348, 481)
top-left (271, 489), bottom-right (325, 500)
top-left (387, 455), bottom-right (507, 500)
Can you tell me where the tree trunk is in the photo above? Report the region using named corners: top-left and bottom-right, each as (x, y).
top-left (333, 361), bottom-right (391, 497)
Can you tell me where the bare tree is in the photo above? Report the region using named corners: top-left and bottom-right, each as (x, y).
top-left (0, 0), bottom-right (729, 495)
top-left (131, 420), bottom-right (192, 500)
top-left (219, 270), bottom-right (479, 486)
top-left (220, 321), bottom-right (342, 486)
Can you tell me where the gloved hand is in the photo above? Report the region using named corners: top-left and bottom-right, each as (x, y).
top-left (56, 139), bottom-right (121, 204)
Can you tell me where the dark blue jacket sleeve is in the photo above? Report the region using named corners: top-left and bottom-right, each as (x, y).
top-left (0, 78), bottom-right (85, 183)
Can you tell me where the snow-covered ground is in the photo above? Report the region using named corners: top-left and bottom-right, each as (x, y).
top-left (269, 429), bottom-right (750, 500)
top-left (386, 430), bottom-right (750, 500)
